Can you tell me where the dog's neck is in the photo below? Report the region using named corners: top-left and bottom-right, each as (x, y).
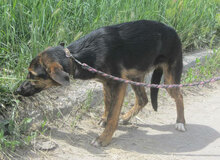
top-left (63, 47), bottom-right (74, 75)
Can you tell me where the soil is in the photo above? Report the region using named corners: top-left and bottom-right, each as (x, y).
top-left (8, 81), bottom-right (220, 160)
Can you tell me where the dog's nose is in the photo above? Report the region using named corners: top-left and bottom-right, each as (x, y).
top-left (14, 87), bottom-right (22, 95)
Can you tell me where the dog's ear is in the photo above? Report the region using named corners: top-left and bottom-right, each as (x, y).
top-left (47, 62), bottom-right (70, 86)
top-left (44, 46), bottom-right (52, 51)
top-left (59, 42), bottom-right (65, 48)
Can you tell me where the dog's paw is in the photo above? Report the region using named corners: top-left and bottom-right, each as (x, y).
top-left (119, 119), bottom-right (130, 125)
top-left (98, 119), bottom-right (106, 128)
top-left (91, 138), bottom-right (102, 147)
top-left (90, 137), bottom-right (110, 147)
top-left (175, 123), bottom-right (186, 132)
top-left (119, 114), bottom-right (132, 125)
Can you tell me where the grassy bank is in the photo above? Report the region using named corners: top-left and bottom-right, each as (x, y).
top-left (0, 0), bottom-right (219, 152)
top-left (183, 48), bottom-right (220, 83)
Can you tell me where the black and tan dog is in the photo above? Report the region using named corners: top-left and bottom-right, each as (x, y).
top-left (16, 20), bottom-right (185, 147)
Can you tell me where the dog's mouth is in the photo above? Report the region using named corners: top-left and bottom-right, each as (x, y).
top-left (15, 81), bottom-right (43, 97)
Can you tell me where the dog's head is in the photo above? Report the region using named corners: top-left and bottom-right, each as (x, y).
top-left (16, 46), bottom-right (70, 97)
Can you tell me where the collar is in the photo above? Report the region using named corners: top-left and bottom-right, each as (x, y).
top-left (64, 48), bottom-right (72, 58)
top-left (64, 48), bottom-right (74, 75)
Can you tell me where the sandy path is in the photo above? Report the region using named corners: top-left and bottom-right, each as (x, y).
top-left (18, 82), bottom-right (220, 160)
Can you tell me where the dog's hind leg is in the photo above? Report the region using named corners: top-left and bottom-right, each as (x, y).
top-left (121, 76), bottom-right (148, 124)
top-left (162, 61), bottom-right (186, 131)
top-left (92, 81), bottom-right (127, 147)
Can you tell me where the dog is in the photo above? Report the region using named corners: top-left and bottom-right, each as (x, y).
top-left (16, 20), bottom-right (185, 147)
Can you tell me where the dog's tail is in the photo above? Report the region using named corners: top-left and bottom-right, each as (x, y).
top-left (150, 67), bottom-right (163, 111)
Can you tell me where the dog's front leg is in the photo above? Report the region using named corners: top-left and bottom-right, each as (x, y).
top-left (98, 83), bottom-right (112, 127)
top-left (91, 82), bottom-right (127, 147)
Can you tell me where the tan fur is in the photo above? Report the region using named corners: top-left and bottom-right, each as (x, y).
top-left (96, 83), bottom-right (127, 146)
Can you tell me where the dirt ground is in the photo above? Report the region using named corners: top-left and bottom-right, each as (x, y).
top-left (11, 81), bottom-right (220, 160)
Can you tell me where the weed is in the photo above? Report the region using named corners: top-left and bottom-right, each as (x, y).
top-left (83, 90), bottom-right (93, 111)
top-left (71, 90), bottom-right (93, 128)
top-left (182, 48), bottom-right (220, 83)
top-left (0, 116), bottom-right (33, 151)
top-left (40, 119), bottom-right (48, 135)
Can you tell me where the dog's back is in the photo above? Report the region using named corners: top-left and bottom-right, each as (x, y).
top-left (68, 20), bottom-right (182, 77)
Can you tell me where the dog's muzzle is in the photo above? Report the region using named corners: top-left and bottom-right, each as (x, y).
top-left (15, 81), bottom-right (42, 97)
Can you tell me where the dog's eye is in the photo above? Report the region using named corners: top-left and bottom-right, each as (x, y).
top-left (27, 72), bottom-right (35, 79)
top-left (38, 73), bottom-right (48, 79)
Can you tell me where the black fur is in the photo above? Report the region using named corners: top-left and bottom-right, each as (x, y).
top-left (67, 20), bottom-right (182, 76)
top-left (67, 20), bottom-right (183, 109)
top-left (17, 20), bottom-right (183, 110)
top-left (150, 67), bottom-right (163, 111)
top-left (16, 20), bottom-right (185, 146)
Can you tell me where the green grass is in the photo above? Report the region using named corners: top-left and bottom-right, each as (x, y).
top-left (0, 0), bottom-right (219, 94)
top-left (183, 48), bottom-right (220, 83)
top-left (0, 0), bottom-right (219, 152)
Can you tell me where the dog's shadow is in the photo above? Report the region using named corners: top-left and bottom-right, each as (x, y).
top-left (115, 123), bottom-right (220, 154)
top-left (50, 123), bottom-right (220, 155)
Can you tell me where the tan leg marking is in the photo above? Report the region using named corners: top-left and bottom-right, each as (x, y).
top-left (163, 65), bottom-right (185, 131)
top-left (121, 79), bottom-right (148, 123)
top-left (98, 83), bottom-right (111, 127)
top-left (92, 83), bottom-right (127, 146)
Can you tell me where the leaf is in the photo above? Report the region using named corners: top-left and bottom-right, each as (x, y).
top-left (51, 8), bottom-right (61, 18)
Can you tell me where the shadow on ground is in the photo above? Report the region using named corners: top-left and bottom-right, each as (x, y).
top-left (49, 123), bottom-right (220, 155)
